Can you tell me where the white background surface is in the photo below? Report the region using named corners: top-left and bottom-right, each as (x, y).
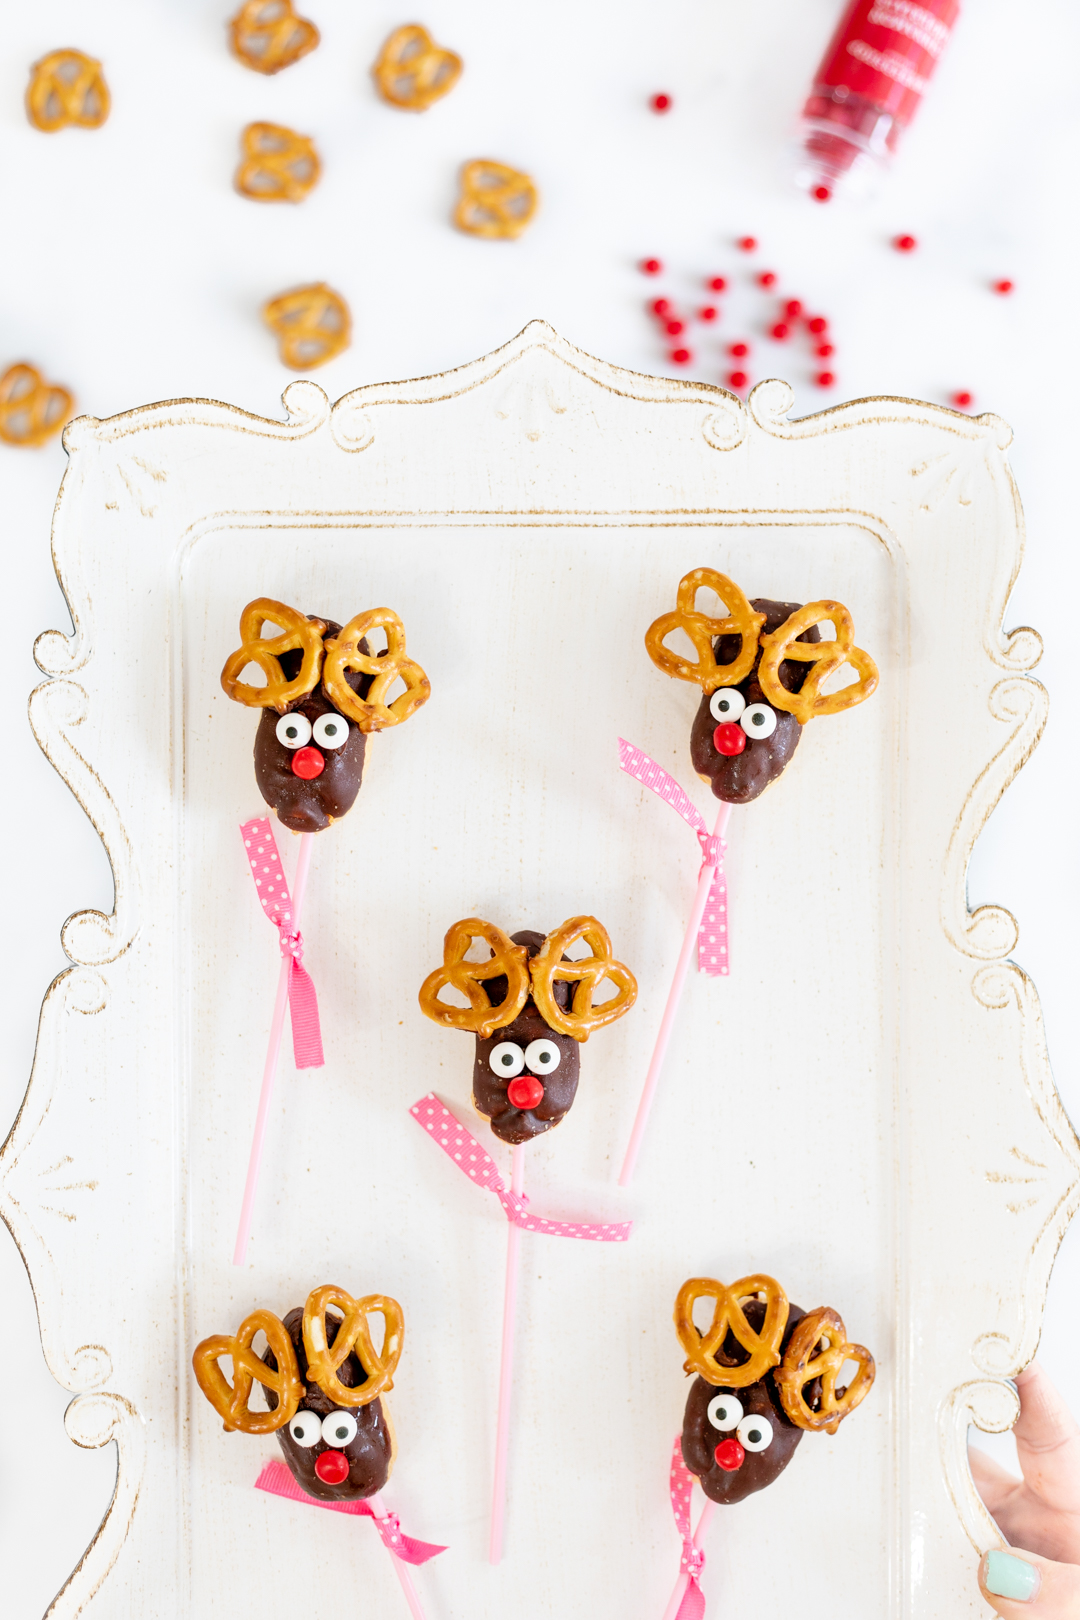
top-left (2, 0), bottom-right (1078, 1613)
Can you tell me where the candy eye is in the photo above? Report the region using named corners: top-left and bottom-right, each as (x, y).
top-left (709, 688), bottom-right (746, 722)
top-left (288, 1410), bottom-right (322, 1447)
top-left (740, 703), bottom-right (777, 739)
top-left (276, 713), bottom-right (312, 749)
top-left (524, 1038), bottom-right (561, 1074)
top-left (488, 1041), bottom-right (525, 1078)
top-left (737, 1414), bottom-right (773, 1452)
top-left (706, 1393), bottom-right (743, 1431)
top-left (321, 1411), bottom-right (358, 1447)
top-left (312, 713), bottom-right (349, 750)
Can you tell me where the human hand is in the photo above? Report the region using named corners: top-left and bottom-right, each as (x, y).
top-left (969, 1361), bottom-right (1080, 1615)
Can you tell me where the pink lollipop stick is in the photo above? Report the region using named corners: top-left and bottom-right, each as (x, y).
top-left (370, 1492), bottom-right (431, 1620)
top-left (489, 1141), bottom-right (525, 1563)
top-left (233, 830), bottom-right (315, 1264)
top-left (661, 1496), bottom-right (715, 1620)
top-left (619, 800), bottom-right (732, 1186)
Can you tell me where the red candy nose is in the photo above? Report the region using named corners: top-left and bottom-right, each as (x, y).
top-left (714, 1438), bottom-right (745, 1472)
top-left (315, 1450), bottom-right (350, 1484)
top-left (292, 746), bottom-right (325, 780)
top-left (507, 1075), bottom-right (545, 1109)
top-left (713, 722), bottom-right (746, 757)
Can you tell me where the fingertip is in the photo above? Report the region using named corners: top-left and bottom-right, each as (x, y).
top-left (980, 1548), bottom-right (1042, 1608)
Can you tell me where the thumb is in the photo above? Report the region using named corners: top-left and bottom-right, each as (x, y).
top-left (980, 1547), bottom-right (1080, 1617)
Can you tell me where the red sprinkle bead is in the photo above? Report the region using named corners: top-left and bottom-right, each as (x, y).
top-left (953, 390), bottom-right (973, 409)
top-left (894, 234), bottom-right (917, 252)
top-left (698, 306), bottom-right (718, 322)
top-left (993, 279), bottom-right (1014, 295)
top-left (707, 276), bottom-right (727, 293)
top-left (650, 93), bottom-right (672, 112)
top-left (812, 185), bottom-right (831, 202)
top-left (641, 258), bottom-right (662, 275)
top-left (665, 319), bottom-right (685, 335)
top-left (727, 370), bottom-right (748, 389)
top-left (784, 299), bottom-right (803, 319)
top-left (807, 316), bottom-right (828, 334)
top-left (815, 371), bottom-right (835, 388)
top-left (671, 348), bottom-right (691, 364)
top-left (650, 297), bottom-right (670, 317)
top-left (737, 236), bottom-right (757, 252)
top-left (770, 322), bottom-right (790, 341)
top-left (758, 271), bottom-right (777, 288)
top-left (815, 342), bottom-right (834, 358)
top-left (729, 341), bottom-right (749, 357)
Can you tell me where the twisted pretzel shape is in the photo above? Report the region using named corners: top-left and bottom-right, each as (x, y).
top-left (758, 600), bottom-right (878, 722)
top-left (774, 1305), bottom-right (875, 1433)
top-left (419, 919), bottom-right (531, 1038)
top-left (26, 51), bottom-right (110, 132)
top-left (229, 0), bottom-right (320, 75)
top-left (192, 1309), bottom-right (303, 1434)
top-left (237, 121), bottom-right (320, 203)
top-left (263, 283), bottom-right (351, 370)
top-left (0, 364), bottom-right (73, 448)
top-left (454, 161), bottom-right (538, 241)
top-left (645, 569), bottom-right (766, 691)
top-left (674, 1275), bottom-right (789, 1388)
top-left (532, 916), bottom-right (638, 1042)
top-left (373, 25), bottom-right (463, 111)
top-left (302, 1286), bottom-right (404, 1408)
top-left (220, 598), bottom-right (326, 712)
top-left (323, 609), bottom-right (431, 732)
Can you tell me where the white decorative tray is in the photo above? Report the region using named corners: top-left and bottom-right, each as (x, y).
top-left (3, 323), bottom-right (1071, 1619)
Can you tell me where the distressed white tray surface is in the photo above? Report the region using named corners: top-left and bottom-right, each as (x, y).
top-left (2, 324), bottom-right (1069, 1619)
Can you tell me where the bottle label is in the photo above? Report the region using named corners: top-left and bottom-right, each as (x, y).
top-left (815, 0), bottom-right (960, 124)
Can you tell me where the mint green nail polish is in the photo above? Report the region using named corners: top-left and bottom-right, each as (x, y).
top-left (985, 1550), bottom-right (1041, 1602)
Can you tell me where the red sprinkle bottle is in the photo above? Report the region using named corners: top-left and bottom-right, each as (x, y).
top-left (797, 0), bottom-right (960, 197)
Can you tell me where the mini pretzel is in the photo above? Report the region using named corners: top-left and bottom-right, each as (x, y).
top-left (0, 364), bottom-right (73, 448)
top-left (419, 919), bottom-right (531, 1038)
top-left (229, 0), bottom-right (319, 74)
top-left (645, 569), bottom-right (767, 691)
top-left (531, 917), bottom-right (638, 1042)
top-left (758, 601), bottom-right (878, 722)
top-left (26, 50), bottom-right (110, 132)
top-left (220, 598), bottom-right (326, 711)
top-left (454, 161), bottom-right (538, 241)
top-left (373, 25), bottom-right (462, 111)
top-left (192, 1309), bottom-right (302, 1434)
top-left (236, 122), bottom-right (320, 203)
top-left (323, 609), bottom-right (431, 732)
top-left (263, 283), bottom-right (351, 370)
top-left (774, 1305), bottom-right (875, 1434)
top-left (674, 1275), bottom-right (789, 1388)
top-left (302, 1286), bottom-right (404, 1408)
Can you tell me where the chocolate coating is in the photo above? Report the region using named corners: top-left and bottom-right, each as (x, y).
top-left (263, 1306), bottom-right (393, 1501)
top-left (472, 930), bottom-right (581, 1145)
top-left (680, 1299), bottom-right (807, 1504)
top-left (689, 599), bottom-right (820, 805)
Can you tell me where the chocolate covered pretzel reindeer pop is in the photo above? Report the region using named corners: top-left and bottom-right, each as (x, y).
top-left (661, 1274), bottom-right (875, 1619)
top-left (193, 1285), bottom-right (444, 1617)
top-left (618, 569), bottom-right (878, 1184)
top-left (222, 599), bottom-right (430, 1262)
top-left (413, 916), bottom-right (636, 1562)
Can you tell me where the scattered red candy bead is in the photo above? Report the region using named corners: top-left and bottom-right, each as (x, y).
top-left (894, 234), bottom-right (917, 252)
top-left (784, 299), bottom-right (803, 319)
top-left (993, 279), bottom-right (1014, 295)
top-left (650, 93), bottom-right (672, 112)
top-left (641, 258), bottom-right (662, 274)
top-left (671, 348), bottom-right (691, 364)
top-left (699, 306), bottom-right (718, 322)
top-left (665, 319), bottom-right (685, 336)
top-left (812, 185), bottom-right (832, 202)
top-left (953, 390), bottom-right (973, 409)
top-left (770, 322), bottom-right (790, 341)
top-left (708, 276), bottom-right (727, 292)
top-left (815, 342), bottom-right (834, 358)
top-left (758, 271), bottom-right (777, 288)
top-left (650, 297), bottom-right (670, 317)
top-left (729, 341), bottom-right (749, 357)
top-left (737, 236), bottom-right (757, 252)
top-left (807, 316), bottom-right (828, 334)
top-left (815, 371), bottom-right (835, 388)
top-left (727, 370), bottom-right (748, 389)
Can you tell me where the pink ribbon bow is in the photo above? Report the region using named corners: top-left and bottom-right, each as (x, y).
top-left (618, 738), bottom-right (729, 976)
top-left (410, 1094), bottom-right (632, 1241)
top-left (255, 1460), bottom-right (447, 1564)
top-left (241, 818), bottom-right (324, 1068)
top-left (670, 1438), bottom-right (708, 1620)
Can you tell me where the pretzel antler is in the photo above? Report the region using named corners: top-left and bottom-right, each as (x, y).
top-left (674, 1275), bottom-right (789, 1388)
top-left (758, 601), bottom-right (878, 723)
top-left (645, 569), bottom-right (767, 691)
top-left (531, 917), bottom-right (637, 1042)
top-left (773, 1305), bottom-right (875, 1434)
top-left (220, 597), bottom-right (326, 712)
top-left (192, 1308), bottom-right (303, 1434)
top-left (418, 918), bottom-right (531, 1038)
top-left (302, 1286), bottom-right (404, 1407)
top-left (323, 608), bottom-right (431, 732)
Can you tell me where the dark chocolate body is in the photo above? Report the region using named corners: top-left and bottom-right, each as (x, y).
top-left (680, 1299), bottom-right (806, 1504)
top-left (689, 599), bottom-right (820, 805)
top-left (264, 1306), bottom-right (393, 1501)
top-left (472, 930), bottom-right (581, 1145)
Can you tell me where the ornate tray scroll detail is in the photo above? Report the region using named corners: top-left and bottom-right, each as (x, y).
top-left (940, 1380), bottom-right (1019, 1553)
top-left (47, 1393), bottom-right (146, 1620)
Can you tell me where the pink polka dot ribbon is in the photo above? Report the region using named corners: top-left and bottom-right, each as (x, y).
top-left (618, 738), bottom-right (730, 976)
top-left (409, 1094), bottom-right (632, 1242)
top-left (241, 818), bottom-right (324, 1069)
top-left (670, 1437), bottom-right (707, 1620)
top-left (254, 1460), bottom-right (446, 1564)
